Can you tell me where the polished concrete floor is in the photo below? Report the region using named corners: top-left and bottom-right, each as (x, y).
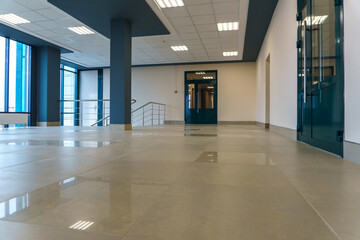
top-left (0, 124), bottom-right (359, 239)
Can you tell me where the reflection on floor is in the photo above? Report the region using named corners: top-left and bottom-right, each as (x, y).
top-left (0, 125), bottom-right (359, 239)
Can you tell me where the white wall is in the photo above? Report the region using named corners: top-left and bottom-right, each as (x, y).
top-left (81, 62), bottom-right (256, 122)
top-left (344, 0), bottom-right (360, 144)
top-left (131, 62), bottom-right (257, 121)
top-left (256, 0), bottom-right (298, 130)
top-left (103, 69), bottom-right (110, 99)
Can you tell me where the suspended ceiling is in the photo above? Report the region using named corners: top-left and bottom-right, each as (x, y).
top-left (0, 0), bottom-right (278, 68)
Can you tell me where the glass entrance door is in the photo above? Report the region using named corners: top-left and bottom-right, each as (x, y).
top-left (297, 0), bottom-right (344, 156)
top-left (185, 71), bottom-right (217, 124)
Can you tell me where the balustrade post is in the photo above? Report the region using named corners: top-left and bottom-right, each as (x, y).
top-left (151, 104), bottom-right (154, 126)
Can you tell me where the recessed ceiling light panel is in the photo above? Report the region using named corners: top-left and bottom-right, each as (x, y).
top-left (171, 45), bottom-right (188, 51)
top-left (155, 0), bottom-right (184, 8)
top-left (0, 13), bottom-right (30, 25)
top-left (217, 22), bottom-right (239, 32)
top-left (223, 51), bottom-right (238, 57)
top-left (68, 26), bottom-right (95, 35)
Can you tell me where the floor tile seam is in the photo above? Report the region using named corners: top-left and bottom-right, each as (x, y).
top-left (0, 158), bottom-right (112, 176)
top-left (120, 161), bottom-right (194, 239)
top-left (0, 156), bottom-right (59, 170)
top-left (276, 168), bottom-right (343, 240)
top-left (0, 219), bottom-right (123, 239)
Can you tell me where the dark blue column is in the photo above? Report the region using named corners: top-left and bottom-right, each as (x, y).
top-left (97, 69), bottom-right (103, 126)
top-left (36, 47), bottom-right (61, 126)
top-left (110, 19), bottom-right (132, 130)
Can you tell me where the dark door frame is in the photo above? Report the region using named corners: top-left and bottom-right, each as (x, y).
top-left (184, 70), bottom-right (218, 124)
top-left (296, 0), bottom-right (345, 156)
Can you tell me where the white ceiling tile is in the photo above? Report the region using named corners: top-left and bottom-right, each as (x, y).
top-left (183, 0), bottom-right (212, 5)
top-left (213, 2), bottom-right (239, 15)
top-left (0, 1), bottom-right (30, 13)
top-left (36, 20), bottom-right (61, 29)
top-left (183, 39), bottom-right (202, 45)
top-left (36, 8), bottom-right (66, 20)
top-left (170, 17), bottom-right (193, 26)
top-left (195, 24), bottom-right (217, 32)
top-left (179, 33), bottom-right (200, 40)
top-left (187, 4), bottom-right (213, 16)
top-left (215, 13), bottom-right (239, 22)
top-left (202, 38), bottom-right (221, 44)
top-left (199, 31), bottom-right (219, 39)
top-left (36, 29), bottom-right (58, 38)
top-left (204, 43), bottom-right (221, 49)
top-left (219, 31), bottom-right (239, 38)
top-left (15, 0), bottom-right (50, 10)
top-left (163, 8), bottom-right (189, 18)
top-left (20, 23), bottom-right (46, 32)
top-left (176, 25), bottom-right (197, 33)
top-left (192, 15), bottom-right (215, 24)
top-left (18, 11), bottom-right (48, 22)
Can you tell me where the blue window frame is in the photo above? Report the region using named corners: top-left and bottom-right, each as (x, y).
top-left (60, 64), bottom-right (78, 126)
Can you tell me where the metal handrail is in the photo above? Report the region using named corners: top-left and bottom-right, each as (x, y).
top-left (59, 99), bottom-right (137, 103)
top-left (59, 98), bottom-right (165, 127)
top-left (89, 99), bottom-right (137, 126)
top-left (91, 115), bottom-right (110, 127)
top-left (132, 102), bottom-right (166, 113)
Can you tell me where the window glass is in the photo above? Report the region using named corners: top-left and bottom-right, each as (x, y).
top-left (187, 84), bottom-right (195, 109)
top-left (8, 40), bottom-right (30, 112)
top-left (0, 37), bottom-right (5, 112)
top-left (60, 66), bottom-right (77, 126)
top-left (198, 83), bottom-right (214, 109)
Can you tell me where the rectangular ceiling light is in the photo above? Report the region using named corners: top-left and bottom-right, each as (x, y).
top-left (155, 0), bottom-right (184, 8)
top-left (223, 51), bottom-right (238, 57)
top-left (171, 45), bottom-right (188, 51)
top-left (69, 221), bottom-right (94, 230)
top-left (196, 72), bottom-right (206, 75)
top-left (68, 26), bottom-right (95, 35)
top-left (0, 13), bottom-right (30, 25)
top-left (203, 76), bottom-right (214, 79)
top-left (217, 22), bottom-right (239, 32)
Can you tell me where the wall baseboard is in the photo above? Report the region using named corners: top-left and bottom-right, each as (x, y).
top-left (164, 121), bottom-right (185, 125)
top-left (37, 122), bottom-right (60, 127)
top-left (164, 121), bottom-right (257, 125)
top-left (256, 122), bottom-right (297, 141)
top-left (344, 141), bottom-right (360, 165)
top-left (218, 121), bottom-right (256, 125)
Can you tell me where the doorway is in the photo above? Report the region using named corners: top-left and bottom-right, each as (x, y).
top-left (265, 55), bottom-right (270, 129)
top-left (297, 0), bottom-right (344, 156)
top-left (185, 71), bottom-right (218, 124)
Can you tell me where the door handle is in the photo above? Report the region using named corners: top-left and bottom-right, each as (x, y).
top-left (303, 20), bottom-right (307, 103)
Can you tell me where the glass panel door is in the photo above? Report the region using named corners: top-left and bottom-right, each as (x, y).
top-left (297, 0), bottom-right (344, 156)
top-left (185, 71), bottom-right (217, 124)
top-left (198, 83), bottom-right (215, 110)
